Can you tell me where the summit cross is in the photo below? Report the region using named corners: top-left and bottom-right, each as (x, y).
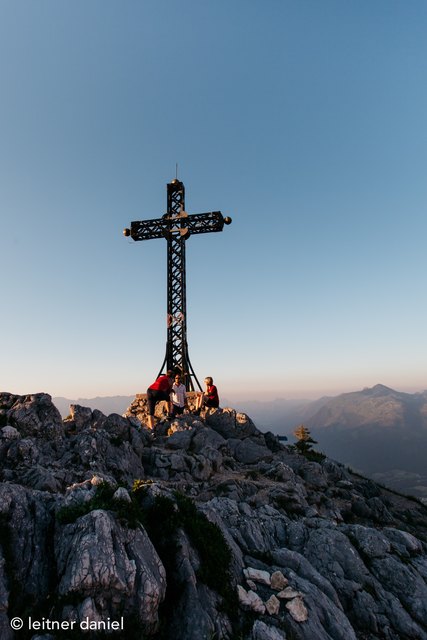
top-left (123, 178), bottom-right (232, 391)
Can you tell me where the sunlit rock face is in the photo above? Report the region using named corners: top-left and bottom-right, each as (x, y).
top-left (1, 391), bottom-right (427, 639)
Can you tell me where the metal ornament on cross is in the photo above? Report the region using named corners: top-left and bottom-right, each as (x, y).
top-left (123, 178), bottom-right (232, 391)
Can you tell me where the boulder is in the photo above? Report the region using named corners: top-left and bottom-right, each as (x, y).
top-left (205, 408), bottom-right (259, 439)
top-left (246, 590), bottom-right (266, 614)
top-left (265, 594), bottom-right (281, 615)
top-left (286, 596), bottom-right (308, 622)
top-left (166, 429), bottom-right (194, 450)
top-left (55, 509), bottom-right (166, 632)
top-left (243, 567), bottom-right (271, 586)
top-left (230, 438), bottom-right (273, 464)
top-left (252, 620), bottom-right (287, 640)
top-left (64, 404), bottom-right (93, 431)
top-left (6, 393), bottom-right (64, 440)
top-left (271, 570), bottom-right (288, 590)
top-left (191, 427), bottom-right (227, 453)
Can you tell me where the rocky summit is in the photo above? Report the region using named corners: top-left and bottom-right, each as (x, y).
top-left (1, 392), bottom-right (427, 640)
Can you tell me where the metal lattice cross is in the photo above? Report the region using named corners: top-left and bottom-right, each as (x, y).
top-left (123, 179), bottom-right (232, 391)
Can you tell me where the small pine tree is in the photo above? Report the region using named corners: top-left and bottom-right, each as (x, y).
top-left (293, 424), bottom-right (317, 454)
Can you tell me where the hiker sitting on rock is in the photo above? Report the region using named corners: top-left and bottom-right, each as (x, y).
top-left (195, 376), bottom-right (219, 414)
top-left (170, 373), bottom-right (188, 417)
top-left (146, 370), bottom-right (174, 429)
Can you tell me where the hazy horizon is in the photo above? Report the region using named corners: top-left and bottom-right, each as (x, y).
top-left (32, 381), bottom-right (427, 405)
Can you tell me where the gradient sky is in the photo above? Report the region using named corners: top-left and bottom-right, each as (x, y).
top-left (1, 1), bottom-right (426, 401)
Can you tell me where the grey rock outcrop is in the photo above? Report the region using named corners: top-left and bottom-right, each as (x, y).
top-left (55, 508), bottom-right (166, 631)
top-left (0, 391), bottom-right (427, 639)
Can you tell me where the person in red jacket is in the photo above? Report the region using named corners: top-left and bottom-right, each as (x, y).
top-left (146, 370), bottom-right (174, 429)
top-left (195, 376), bottom-right (219, 414)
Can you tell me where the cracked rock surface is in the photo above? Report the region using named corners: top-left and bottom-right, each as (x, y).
top-left (1, 391), bottom-right (427, 639)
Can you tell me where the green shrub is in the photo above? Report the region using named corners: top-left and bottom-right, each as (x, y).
top-left (175, 494), bottom-right (234, 598)
top-left (56, 482), bottom-right (143, 528)
top-left (245, 470), bottom-right (259, 480)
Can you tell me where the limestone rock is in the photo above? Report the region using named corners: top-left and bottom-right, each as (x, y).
top-left (252, 620), bottom-right (287, 640)
top-left (191, 427), bottom-right (227, 453)
top-left (265, 594), bottom-right (281, 615)
top-left (166, 429), bottom-right (194, 450)
top-left (0, 483), bottom-right (56, 612)
top-left (166, 529), bottom-right (232, 640)
top-left (6, 393), bottom-right (64, 440)
top-left (1, 391), bottom-right (427, 640)
top-left (384, 527), bottom-right (424, 556)
top-left (205, 408), bottom-right (259, 439)
top-left (64, 404), bottom-right (93, 431)
top-left (243, 567), bottom-right (271, 586)
top-left (247, 590), bottom-right (266, 614)
top-left (113, 486), bottom-right (131, 503)
top-left (0, 426), bottom-right (20, 440)
top-left (231, 438), bottom-right (273, 464)
top-left (277, 587), bottom-right (303, 599)
top-left (270, 570), bottom-right (288, 590)
top-left (286, 596), bottom-right (308, 622)
top-left (55, 509), bottom-right (166, 631)
top-left (237, 584), bottom-right (252, 608)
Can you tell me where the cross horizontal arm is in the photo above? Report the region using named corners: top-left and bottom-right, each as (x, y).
top-left (128, 217), bottom-right (168, 241)
top-left (126, 211), bottom-right (231, 242)
top-left (184, 211), bottom-right (230, 236)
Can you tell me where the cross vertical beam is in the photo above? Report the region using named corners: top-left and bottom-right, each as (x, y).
top-left (123, 179), bottom-right (232, 391)
top-left (165, 179), bottom-right (190, 384)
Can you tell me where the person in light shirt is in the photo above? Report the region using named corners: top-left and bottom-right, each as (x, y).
top-left (170, 374), bottom-right (188, 417)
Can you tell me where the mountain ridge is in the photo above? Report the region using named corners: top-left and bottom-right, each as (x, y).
top-left (52, 385), bottom-right (427, 498)
top-left (231, 385), bottom-right (427, 499)
top-left (1, 390), bottom-right (427, 639)
top-left (53, 395), bottom-right (135, 418)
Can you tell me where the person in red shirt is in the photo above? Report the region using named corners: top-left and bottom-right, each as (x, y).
top-left (146, 370), bottom-right (174, 429)
top-left (195, 376), bottom-right (219, 414)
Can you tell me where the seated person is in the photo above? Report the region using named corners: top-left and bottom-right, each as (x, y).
top-left (195, 376), bottom-right (219, 413)
top-left (170, 373), bottom-right (188, 417)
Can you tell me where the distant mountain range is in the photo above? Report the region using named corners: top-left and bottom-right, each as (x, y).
top-left (303, 385), bottom-right (427, 499)
top-left (303, 384), bottom-right (427, 471)
top-left (232, 384), bottom-right (427, 500)
top-left (54, 384), bottom-right (427, 499)
top-left (53, 395), bottom-right (134, 418)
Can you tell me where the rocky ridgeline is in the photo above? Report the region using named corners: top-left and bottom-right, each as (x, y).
top-left (1, 393), bottom-right (427, 639)
top-left (125, 392), bottom-right (200, 424)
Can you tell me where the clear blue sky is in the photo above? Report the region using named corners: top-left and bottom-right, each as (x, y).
top-left (1, 1), bottom-right (426, 401)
